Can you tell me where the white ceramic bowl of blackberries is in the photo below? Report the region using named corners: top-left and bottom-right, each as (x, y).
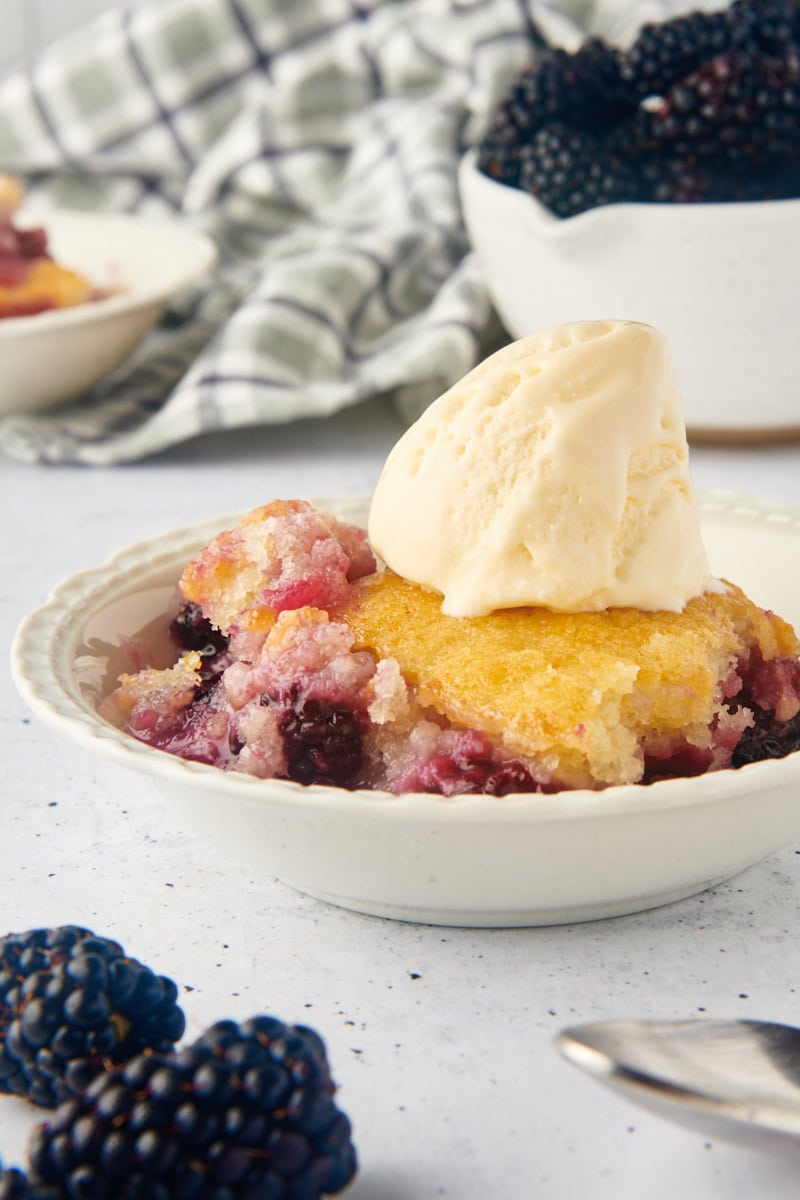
top-left (0, 205), bottom-right (217, 416)
top-left (461, 2), bottom-right (800, 440)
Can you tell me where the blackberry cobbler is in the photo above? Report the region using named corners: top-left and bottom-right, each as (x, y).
top-left (0, 175), bottom-right (92, 318)
top-left (101, 499), bottom-right (800, 796)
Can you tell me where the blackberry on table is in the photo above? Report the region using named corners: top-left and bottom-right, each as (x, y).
top-left (27, 1015), bottom-right (357, 1200)
top-left (0, 926), bottom-right (186, 1108)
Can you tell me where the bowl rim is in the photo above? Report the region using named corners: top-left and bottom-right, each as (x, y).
top-left (460, 146), bottom-right (800, 228)
top-left (11, 489), bottom-right (800, 823)
top-left (0, 208), bottom-right (218, 340)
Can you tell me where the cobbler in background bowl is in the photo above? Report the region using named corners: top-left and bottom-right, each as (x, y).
top-left (461, 0), bottom-right (800, 437)
top-left (0, 183), bottom-right (216, 416)
top-left (0, 175), bottom-right (94, 319)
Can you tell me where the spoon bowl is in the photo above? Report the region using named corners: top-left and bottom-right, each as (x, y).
top-left (557, 1018), bottom-right (800, 1155)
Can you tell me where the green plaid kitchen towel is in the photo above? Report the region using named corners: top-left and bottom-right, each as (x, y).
top-left (0, 0), bottom-right (673, 465)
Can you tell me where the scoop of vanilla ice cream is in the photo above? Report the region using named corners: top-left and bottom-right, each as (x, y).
top-left (368, 319), bottom-right (713, 616)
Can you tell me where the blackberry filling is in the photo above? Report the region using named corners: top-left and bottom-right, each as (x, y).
top-left (0, 926), bottom-right (185, 1108)
top-left (732, 709), bottom-right (800, 766)
top-left (643, 744), bottom-right (715, 783)
top-left (414, 752), bottom-right (543, 797)
top-left (27, 1016), bottom-right (357, 1200)
top-left (276, 697), bottom-right (364, 788)
top-left (169, 601), bottom-right (230, 680)
top-left (646, 649), bottom-right (800, 781)
top-left (0, 222), bottom-right (50, 289)
top-left (0, 1163), bottom-right (54, 1200)
top-left (147, 685), bottom-right (232, 766)
top-left (729, 645), bottom-right (800, 767)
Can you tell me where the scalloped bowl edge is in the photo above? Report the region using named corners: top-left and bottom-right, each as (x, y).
top-left (11, 493), bottom-right (800, 926)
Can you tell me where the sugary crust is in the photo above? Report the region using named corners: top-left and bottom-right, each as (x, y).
top-left (180, 499), bottom-right (375, 633)
top-left (99, 653), bottom-right (202, 729)
top-left (180, 500), bottom-right (304, 629)
top-left (335, 572), bottom-right (799, 788)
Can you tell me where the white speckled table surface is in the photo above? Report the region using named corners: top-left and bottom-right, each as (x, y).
top-left (3, 402), bottom-right (800, 1199)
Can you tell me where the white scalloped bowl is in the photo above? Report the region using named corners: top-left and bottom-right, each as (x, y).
top-left (0, 209), bottom-right (217, 416)
top-left (459, 150), bottom-right (800, 441)
top-left (11, 494), bottom-right (800, 928)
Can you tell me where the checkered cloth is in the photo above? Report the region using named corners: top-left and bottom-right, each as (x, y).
top-left (0, 0), bottom-right (673, 465)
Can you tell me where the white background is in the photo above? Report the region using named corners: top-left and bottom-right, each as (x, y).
top-left (0, 0), bottom-right (142, 77)
top-left (0, 0), bottom-right (722, 76)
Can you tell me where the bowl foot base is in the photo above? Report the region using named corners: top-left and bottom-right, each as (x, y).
top-left (281, 873), bottom-right (736, 927)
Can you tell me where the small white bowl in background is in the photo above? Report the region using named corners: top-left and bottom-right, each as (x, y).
top-left (0, 210), bottom-right (217, 416)
top-left (459, 150), bottom-right (800, 442)
top-left (11, 493), bottom-right (800, 929)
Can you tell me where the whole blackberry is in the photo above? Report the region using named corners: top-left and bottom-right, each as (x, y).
top-left (618, 1), bottom-right (800, 97)
top-left (513, 41), bottom-right (631, 131)
top-left (277, 697), bottom-right (363, 788)
top-left (640, 48), bottom-right (800, 162)
top-left (618, 7), bottom-right (738, 98)
top-left (477, 39), bottom-right (633, 184)
top-left (640, 154), bottom-right (718, 203)
top-left (0, 926), bottom-right (186, 1108)
top-left (518, 124), bottom-right (640, 218)
top-left (27, 1015), bottom-right (357, 1199)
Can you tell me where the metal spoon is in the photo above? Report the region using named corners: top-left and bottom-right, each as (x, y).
top-left (556, 1018), bottom-right (800, 1154)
